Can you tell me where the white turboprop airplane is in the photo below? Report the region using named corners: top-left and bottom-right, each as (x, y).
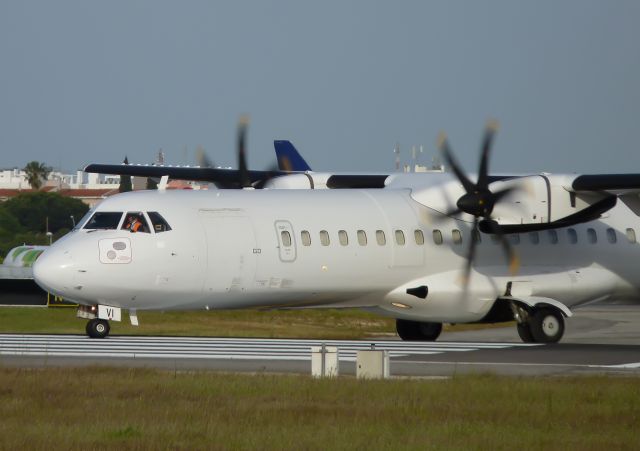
top-left (33, 120), bottom-right (640, 342)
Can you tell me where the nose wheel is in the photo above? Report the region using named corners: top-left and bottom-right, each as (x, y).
top-left (86, 319), bottom-right (110, 339)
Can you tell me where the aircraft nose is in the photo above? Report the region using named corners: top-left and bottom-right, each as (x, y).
top-left (33, 248), bottom-right (75, 297)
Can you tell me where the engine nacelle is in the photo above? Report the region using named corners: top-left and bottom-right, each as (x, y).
top-left (411, 173), bottom-right (613, 229)
top-left (491, 174), bottom-right (613, 228)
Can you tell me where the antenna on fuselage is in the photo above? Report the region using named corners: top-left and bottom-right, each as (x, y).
top-left (393, 143), bottom-right (400, 171)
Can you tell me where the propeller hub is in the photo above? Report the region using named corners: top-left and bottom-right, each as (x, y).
top-left (456, 191), bottom-right (494, 217)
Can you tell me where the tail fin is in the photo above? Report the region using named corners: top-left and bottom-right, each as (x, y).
top-left (274, 140), bottom-right (312, 171)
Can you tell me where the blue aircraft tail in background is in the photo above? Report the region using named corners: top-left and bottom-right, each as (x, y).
top-left (274, 140), bottom-right (312, 171)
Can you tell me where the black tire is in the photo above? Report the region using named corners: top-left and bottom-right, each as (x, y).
top-left (396, 319), bottom-right (442, 341)
top-left (529, 308), bottom-right (564, 343)
top-left (396, 319), bottom-right (418, 340)
top-left (516, 322), bottom-right (535, 343)
top-left (86, 319), bottom-right (110, 339)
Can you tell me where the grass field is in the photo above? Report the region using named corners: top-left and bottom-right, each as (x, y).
top-left (0, 306), bottom-right (510, 338)
top-left (0, 307), bottom-right (397, 338)
top-left (0, 368), bottom-right (638, 450)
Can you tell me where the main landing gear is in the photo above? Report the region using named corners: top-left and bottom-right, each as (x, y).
top-left (395, 305), bottom-right (566, 343)
top-left (396, 319), bottom-right (443, 341)
top-left (515, 307), bottom-right (565, 344)
top-left (86, 318), bottom-right (110, 339)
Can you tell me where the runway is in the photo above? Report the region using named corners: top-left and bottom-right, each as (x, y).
top-left (1, 305), bottom-right (640, 377)
top-left (1, 333), bottom-right (640, 376)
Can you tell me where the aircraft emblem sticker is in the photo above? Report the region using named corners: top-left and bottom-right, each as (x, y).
top-left (99, 238), bottom-right (132, 264)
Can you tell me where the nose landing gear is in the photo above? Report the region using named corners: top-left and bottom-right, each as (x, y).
top-left (86, 318), bottom-right (110, 339)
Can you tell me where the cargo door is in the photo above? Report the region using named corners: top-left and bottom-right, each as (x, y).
top-left (200, 210), bottom-right (257, 293)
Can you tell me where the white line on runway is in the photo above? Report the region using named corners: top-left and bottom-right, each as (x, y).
top-left (593, 362), bottom-right (640, 369)
top-left (0, 334), bottom-right (540, 362)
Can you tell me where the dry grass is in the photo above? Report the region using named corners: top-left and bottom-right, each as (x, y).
top-left (0, 368), bottom-right (638, 450)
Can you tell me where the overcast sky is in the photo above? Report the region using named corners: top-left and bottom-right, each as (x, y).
top-left (1, 1), bottom-right (639, 175)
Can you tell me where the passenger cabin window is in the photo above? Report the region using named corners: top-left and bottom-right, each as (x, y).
top-left (395, 230), bottom-right (405, 245)
top-left (357, 230), bottom-right (367, 246)
top-left (587, 228), bottom-right (597, 244)
top-left (147, 212), bottom-right (172, 233)
top-left (568, 228), bottom-right (578, 244)
top-left (414, 230), bottom-right (424, 245)
top-left (320, 230), bottom-right (330, 246)
top-left (301, 230), bottom-right (311, 246)
top-left (433, 230), bottom-right (443, 245)
top-left (376, 230), bottom-right (386, 246)
top-left (548, 230), bottom-right (558, 244)
top-left (338, 230), bottom-right (349, 246)
top-left (510, 234), bottom-right (520, 245)
top-left (452, 229), bottom-right (462, 245)
top-left (606, 228), bottom-right (617, 244)
top-left (84, 212), bottom-right (123, 230)
top-left (626, 228), bottom-right (636, 244)
top-left (122, 212), bottom-right (150, 233)
top-left (529, 232), bottom-right (540, 245)
top-left (281, 231), bottom-right (292, 247)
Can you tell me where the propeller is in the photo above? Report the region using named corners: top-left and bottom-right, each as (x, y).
top-left (235, 115), bottom-right (288, 189)
top-left (236, 115), bottom-right (253, 188)
top-left (195, 145), bottom-right (215, 170)
top-left (437, 120), bottom-right (520, 284)
top-left (194, 116), bottom-right (291, 189)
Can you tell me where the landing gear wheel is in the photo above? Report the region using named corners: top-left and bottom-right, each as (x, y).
top-left (396, 319), bottom-right (443, 341)
top-left (86, 319), bottom-right (110, 339)
top-left (529, 308), bottom-right (564, 343)
top-left (516, 322), bottom-right (534, 343)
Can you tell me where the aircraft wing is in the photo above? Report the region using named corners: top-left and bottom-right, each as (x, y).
top-left (570, 174), bottom-right (640, 216)
top-left (84, 164), bottom-right (288, 188)
top-left (571, 174), bottom-right (640, 194)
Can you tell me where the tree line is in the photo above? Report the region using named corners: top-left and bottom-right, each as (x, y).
top-left (0, 192), bottom-right (89, 259)
top-left (0, 158), bottom-right (157, 260)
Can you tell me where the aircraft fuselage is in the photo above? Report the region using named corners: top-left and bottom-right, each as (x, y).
top-left (34, 187), bottom-right (640, 324)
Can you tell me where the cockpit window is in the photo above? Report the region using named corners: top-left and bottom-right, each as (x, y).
top-left (74, 209), bottom-right (96, 230)
top-left (122, 212), bottom-right (151, 233)
top-left (147, 212), bottom-right (172, 233)
top-left (84, 212), bottom-right (123, 230)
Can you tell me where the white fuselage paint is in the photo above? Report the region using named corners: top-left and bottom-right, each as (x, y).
top-left (33, 184), bottom-right (640, 324)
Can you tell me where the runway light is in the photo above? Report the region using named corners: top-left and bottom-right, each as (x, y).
top-left (391, 302), bottom-right (411, 309)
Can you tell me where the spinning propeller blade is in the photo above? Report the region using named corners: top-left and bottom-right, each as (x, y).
top-left (438, 120), bottom-right (519, 290)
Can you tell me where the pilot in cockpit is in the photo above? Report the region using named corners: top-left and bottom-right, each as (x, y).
top-left (123, 213), bottom-right (148, 233)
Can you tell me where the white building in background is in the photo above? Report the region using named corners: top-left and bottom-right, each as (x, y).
top-left (0, 168), bottom-right (121, 190)
top-left (0, 169), bottom-right (30, 189)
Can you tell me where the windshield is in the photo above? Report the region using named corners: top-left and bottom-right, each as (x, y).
top-left (148, 211), bottom-right (172, 232)
top-left (74, 209), bottom-right (95, 231)
top-left (83, 212), bottom-right (123, 230)
top-left (122, 212), bottom-right (151, 233)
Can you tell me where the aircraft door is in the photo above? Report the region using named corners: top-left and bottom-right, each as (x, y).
top-left (200, 211), bottom-right (257, 293)
top-left (274, 220), bottom-right (296, 262)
